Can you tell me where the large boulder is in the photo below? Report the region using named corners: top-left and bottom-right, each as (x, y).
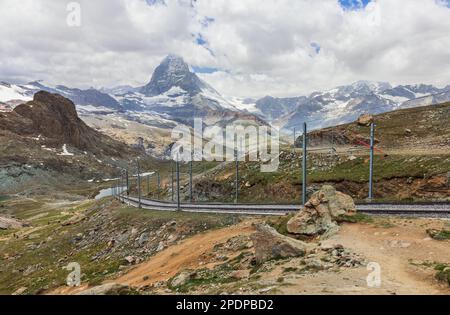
top-left (0, 216), bottom-right (29, 230)
top-left (357, 114), bottom-right (374, 126)
top-left (287, 186), bottom-right (356, 238)
top-left (251, 224), bottom-right (310, 264)
top-left (170, 270), bottom-right (195, 288)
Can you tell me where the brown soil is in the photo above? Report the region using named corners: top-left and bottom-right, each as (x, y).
top-left (50, 217), bottom-right (450, 295)
top-left (114, 220), bottom-right (256, 288)
top-left (332, 175), bottom-right (450, 201)
top-left (276, 218), bottom-right (450, 295)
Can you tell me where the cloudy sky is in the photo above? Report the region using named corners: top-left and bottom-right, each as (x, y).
top-left (1, 0), bottom-right (449, 98)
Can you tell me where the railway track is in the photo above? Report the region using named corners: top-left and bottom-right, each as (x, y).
top-left (117, 195), bottom-right (450, 218)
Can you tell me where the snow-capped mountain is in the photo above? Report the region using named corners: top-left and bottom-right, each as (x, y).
top-left (267, 81), bottom-right (450, 132)
top-left (0, 81), bottom-right (121, 112)
top-left (1, 56), bottom-right (449, 143)
top-left (111, 55), bottom-right (264, 127)
top-left (141, 54), bottom-right (210, 97)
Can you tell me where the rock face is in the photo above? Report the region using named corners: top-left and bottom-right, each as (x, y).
top-left (251, 224), bottom-right (309, 264)
top-left (170, 270), bottom-right (195, 288)
top-left (357, 113), bottom-right (374, 126)
top-left (0, 216), bottom-right (29, 230)
top-left (141, 54), bottom-right (207, 97)
top-left (0, 91), bottom-right (133, 157)
top-left (287, 185), bottom-right (356, 237)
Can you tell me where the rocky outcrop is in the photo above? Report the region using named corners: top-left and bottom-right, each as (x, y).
top-left (0, 91), bottom-right (134, 158)
top-left (357, 114), bottom-right (374, 126)
top-left (287, 185), bottom-right (356, 238)
top-left (0, 216), bottom-right (29, 230)
top-left (170, 270), bottom-right (195, 288)
top-left (251, 224), bottom-right (310, 264)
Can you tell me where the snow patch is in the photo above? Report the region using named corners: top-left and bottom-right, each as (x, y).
top-left (58, 144), bottom-right (74, 156)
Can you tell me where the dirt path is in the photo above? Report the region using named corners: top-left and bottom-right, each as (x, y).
top-left (114, 220), bottom-right (257, 288)
top-left (276, 218), bottom-right (450, 295)
top-left (50, 217), bottom-right (449, 295)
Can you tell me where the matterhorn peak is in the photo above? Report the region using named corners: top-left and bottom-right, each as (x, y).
top-left (140, 54), bottom-right (206, 97)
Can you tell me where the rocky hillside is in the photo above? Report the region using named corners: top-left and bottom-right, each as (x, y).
top-left (182, 103), bottom-right (450, 204)
top-left (0, 91), bottom-right (131, 157)
top-left (304, 102), bottom-right (450, 151)
top-left (0, 92), bottom-right (139, 194)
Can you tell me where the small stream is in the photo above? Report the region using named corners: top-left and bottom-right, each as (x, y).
top-left (95, 186), bottom-right (127, 200)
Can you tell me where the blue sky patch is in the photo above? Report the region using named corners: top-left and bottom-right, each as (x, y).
top-left (192, 66), bottom-right (219, 74)
top-left (193, 33), bottom-right (215, 57)
top-left (339, 0), bottom-right (371, 10)
top-left (201, 16), bottom-right (215, 28)
top-left (145, 0), bottom-right (166, 6)
top-left (310, 42), bottom-right (321, 54)
top-left (195, 34), bottom-right (207, 46)
top-left (440, 0), bottom-right (450, 8)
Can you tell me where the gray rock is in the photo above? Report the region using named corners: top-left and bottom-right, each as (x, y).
top-left (76, 283), bottom-right (134, 295)
top-left (156, 241), bottom-right (165, 252)
top-left (138, 232), bottom-right (149, 246)
top-left (170, 271), bottom-right (194, 288)
top-left (305, 258), bottom-right (334, 270)
top-left (0, 216), bottom-right (29, 230)
top-left (251, 224), bottom-right (310, 264)
top-left (287, 185), bottom-right (355, 238)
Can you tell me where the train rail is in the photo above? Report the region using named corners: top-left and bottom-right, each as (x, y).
top-left (116, 195), bottom-right (450, 218)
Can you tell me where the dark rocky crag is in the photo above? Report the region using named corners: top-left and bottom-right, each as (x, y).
top-left (0, 91), bottom-right (139, 194)
top-left (0, 91), bottom-right (132, 158)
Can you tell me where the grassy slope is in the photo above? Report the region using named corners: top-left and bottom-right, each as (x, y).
top-left (0, 196), bottom-right (240, 295)
top-left (309, 102), bottom-right (450, 149)
top-left (183, 103), bottom-right (450, 203)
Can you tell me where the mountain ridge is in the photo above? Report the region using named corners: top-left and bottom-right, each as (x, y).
top-left (1, 56), bottom-right (449, 140)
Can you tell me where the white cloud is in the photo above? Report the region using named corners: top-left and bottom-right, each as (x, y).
top-left (0, 0), bottom-right (449, 98)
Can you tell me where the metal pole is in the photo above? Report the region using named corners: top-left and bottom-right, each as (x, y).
top-left (235, 148), bottom-right (239, 204)
top-left (117, 178), bottom-right (120, 200)
top-left (369, 122), bottom-right (375, 200)
top-left (126, 169), bottom-right (129, 196)
top-left (302, 122), bottom-right (307, 206)
top-left (157, 171), bottom-right (161, 199)
top-left (122, 172), bottom-right (125, 201)
top-left (137, 160), bottom-right (141, 208)
top-left (171, 162), bottom-right (174, 202)
top-left (189, 159), bottom-right (193, 203)
top-left (293, 127), bottom-right (296, 154)
top-left (331, 129), bottom-right (335, 156)
top-left (176, 156), bottom-right (181, 210)
top-left (120, 172), bottom-right (124, 202)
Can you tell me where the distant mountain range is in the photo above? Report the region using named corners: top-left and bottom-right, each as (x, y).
top-left (1, 55), bottom-right (449, 137)
top-left (267, 81), bottom-right (450, 132)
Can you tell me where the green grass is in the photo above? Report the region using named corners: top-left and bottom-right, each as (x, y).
top-left (311, 155), bottom-right (450, 183)
top-left (434, 264), bottom-right (450, 286)
top-left (0, 195), bottom-right (241, 295)
top-left (0, 195), bottom-right (10, 202)
top-left (267, 214), bottom-right (295, 236)
top-left (408, 260), bottom-right (450, 287)
top-left (426, 229), bottom-right (450, 241)
top-left (169, 264), bottom-right (237, 293)
top-left (187, 151), bottom-right (450, 204)
top-left (336, 213), bottom-right (374, 224)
